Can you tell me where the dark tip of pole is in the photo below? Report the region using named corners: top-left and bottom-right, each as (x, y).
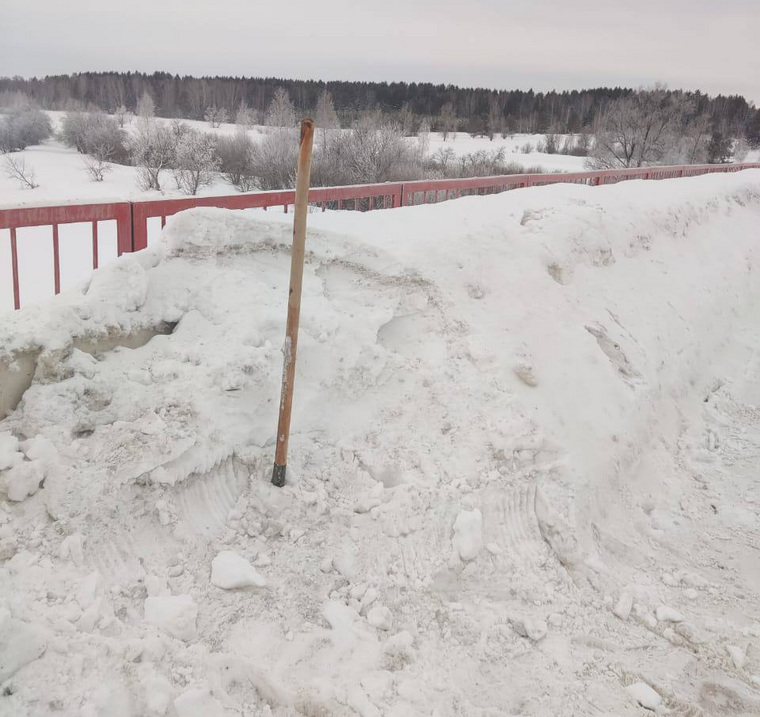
top-left (272, 463), bottom-right (287, 487)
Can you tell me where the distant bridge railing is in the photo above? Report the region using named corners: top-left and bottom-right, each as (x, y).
top-left (2, 162), bottom-right (759, 310)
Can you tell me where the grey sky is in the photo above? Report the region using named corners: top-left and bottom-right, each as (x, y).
top-left (2, 0), bottom-right (758, 104)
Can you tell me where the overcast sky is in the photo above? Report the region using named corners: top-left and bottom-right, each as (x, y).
top-left (2, 0), bottom-right (758, 104)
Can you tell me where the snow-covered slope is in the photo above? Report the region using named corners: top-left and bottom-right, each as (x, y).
top-left (1, 172), bottom-right (760, 716)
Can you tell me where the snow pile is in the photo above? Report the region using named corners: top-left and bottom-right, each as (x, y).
top-left (1, 171), bottom-right (760, 715)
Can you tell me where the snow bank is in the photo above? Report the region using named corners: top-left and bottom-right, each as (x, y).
top-left (1, 171), bottom-right (760, 716)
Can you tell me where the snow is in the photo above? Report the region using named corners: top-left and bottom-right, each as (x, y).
top-left (173, 687), bottom-right (226, 717)
top-left (144, 595), bottom-right (198, 642)
top-left (0, 120), bottom-right (583, 314)
top-left (210, 550), bottom-right (266, 589)
top-left (426, 130), bottom-right (588, 172)
top-left (450, 508), bottom-right (483, 563)
top-left (1, 171), bottom-right (760, 715)
top-left (626, 682), bottom-right (663, 712)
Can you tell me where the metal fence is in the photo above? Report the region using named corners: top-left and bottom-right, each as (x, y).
top-left (2, 162), bottom-right (759, 310)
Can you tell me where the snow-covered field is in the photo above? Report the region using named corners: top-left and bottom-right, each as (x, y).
top-left (1, 171), bottom-right (760, 716)
top-left (0, 112), bottom-right (586, 208)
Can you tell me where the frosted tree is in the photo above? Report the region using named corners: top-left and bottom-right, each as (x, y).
top-left (587, 86), bottom-right (692, 169)
top-left (204, 105), bottom-right (229, 129)
top-left (265, 88), bottom-right (295, 130)
top-left (417, 119), bottom-right (430, 158)
top-left (136, 91), bottom-right (155, 123)
top-left (486, 96), bottom-right (501, 141)
top-left (173, 129), bottom-right (220, 194)
top-left (399, 102), bottom-right (416, 136)
top-left (114, 105), bottom-right (130, 127)
top-left (438, 102), bottom-right (458, 141)
top-left (130, 123), bottom-right (176, 191)
top-left (0, 106), bottom-right (51, 153)
top-left (315, 90), bottom-right (340, 147)
top-left (235, 101), bottom-right (257, 129)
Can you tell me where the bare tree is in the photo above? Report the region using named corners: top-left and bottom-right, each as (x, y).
top-left (265, 88), bottom-right (295, 130)
top-left (417, 119), bottom-right (431, 158)
top-left (681, 114), bottom-right (711, 164)
top-left (204, 105), bottom-right (229, 129)
top-left (399, 102), bottom-right (416, 137)
top-left (114, 104), bottom-right (130, 127)
top-left (587, 86), bottom-right (692, 169)
top-left (129, 122), bottom-right (176, 191)
top-left (706, 130), bottom-right (733, 164)
top-left (4, 155), bottom-right (39, 188)
top-left (173, 129), bottom-right (220, 195)
top-left (83, 153), bottom-right (112, 181)
top-left (315, 90), bottom-right (340, 147)
top-left (136, 91), bottom-right (155, 123)
top-left (486, 96), bottom-right (501, 141)
top-left (539, 133), bottom-right (561, 154)
top-left (438, 102), bottom-right (458, 141)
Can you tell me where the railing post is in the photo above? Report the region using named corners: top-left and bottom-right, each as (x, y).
top-left (52, 224), bottom-right (61, 294)
top-left (10, 227), bottom-right (20, 311)
top-left (92, 221), bottom-right (99, 269)
top-left (117, 203), bottom-right (135, 255)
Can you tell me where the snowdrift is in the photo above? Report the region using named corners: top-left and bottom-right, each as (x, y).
top-left (1, 171), bottom-right (760, 716)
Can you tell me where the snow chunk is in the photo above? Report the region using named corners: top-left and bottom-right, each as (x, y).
top-left (1, 460), bottom-right (45, 501)
top-left (0, 432), bottom-right (22, 470)
top-left (0, 612), bottom-right (48, 682)
top-left (613, 592), bottom-right (633, 621)
top-left (512, 616), bottom-right (548, 642)
top-left (144, 595), bottom-right (197, 642)
top-left (726, 644), bottom-right (746, 669)
top-left (173, 688), bottom-right (226, 717)
top-left (655, 605), bottom-right (684, 623)
top-left (626, 682), bottom-right (663, 712)
top-left (59, 533), bottom-right (84, 566)
top-left (452, 508), bottom-right (483, 562)
top-left (211, 550), bottom-right (266, 589)
top-left (137, 663), bottom-right (172, 716)
top-left (367, 604), bottom-right (393, 631)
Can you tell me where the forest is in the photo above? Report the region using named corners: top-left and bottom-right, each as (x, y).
top-left (1, 71), bottom-right (758, 141)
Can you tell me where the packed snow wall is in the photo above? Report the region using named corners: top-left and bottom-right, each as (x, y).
top-left (1, 171), bottom-right (760, 716)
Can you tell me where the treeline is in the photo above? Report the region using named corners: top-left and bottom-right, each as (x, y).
top-left (1, 71), bottom-right (758, 140)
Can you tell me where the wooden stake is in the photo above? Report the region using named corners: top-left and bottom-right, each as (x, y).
top-left (272, 119), bottom-right (315, 487)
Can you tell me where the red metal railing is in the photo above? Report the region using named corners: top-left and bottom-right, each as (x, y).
top-left (2, 163), bottom-right (759, 310)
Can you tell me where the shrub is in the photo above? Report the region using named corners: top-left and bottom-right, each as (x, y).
top-left (61, 111), bottom-right (127, 162)
top-left (0, 106), bottom-right (52, 153)
top-left (217, 130), bottom-right (257, 191)
top-left (4, 155), bottom-right (39, 188)
top-left (173, 129), bottom-right (220, 195)
top-left (251, 128), bottom-right (299, 189)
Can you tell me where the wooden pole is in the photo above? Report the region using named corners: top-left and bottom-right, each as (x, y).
top-left (272, 118), bottom-right (315, 487)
